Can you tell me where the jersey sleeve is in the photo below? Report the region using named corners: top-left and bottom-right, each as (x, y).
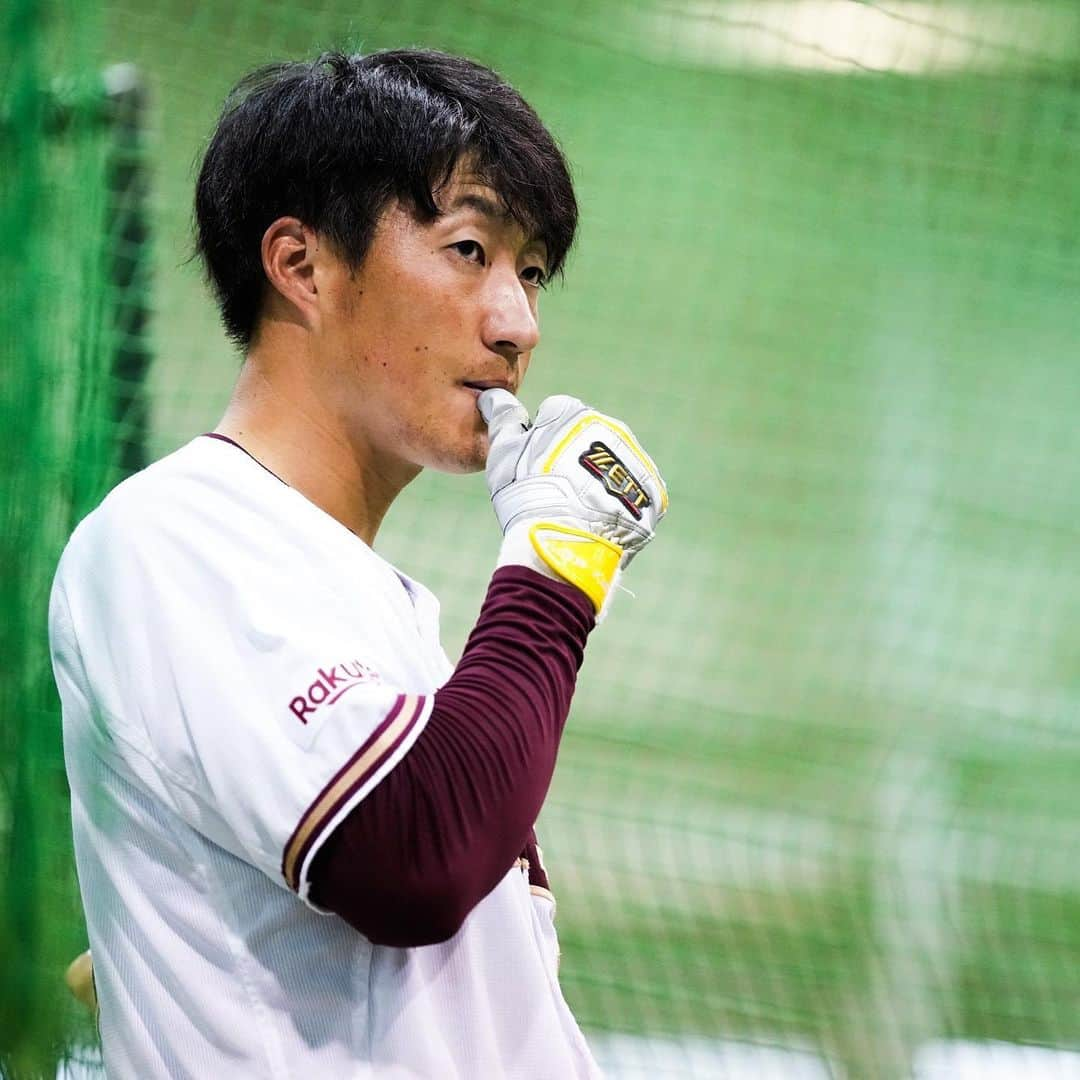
top-left (50, 481), bottom-right (434, 905)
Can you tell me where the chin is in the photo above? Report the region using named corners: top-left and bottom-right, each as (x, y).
top-left (423, 434), bottom-right (488, 475)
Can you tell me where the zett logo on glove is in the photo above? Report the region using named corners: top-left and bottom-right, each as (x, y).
top-left (579, 441), bottom-right (652, 520)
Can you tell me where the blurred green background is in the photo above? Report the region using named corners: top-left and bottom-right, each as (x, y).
top-left (4, 1), bottom-right (1080, 1076)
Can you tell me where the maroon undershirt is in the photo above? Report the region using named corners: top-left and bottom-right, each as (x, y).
top-left (309, 564), bottom-right (595, 947)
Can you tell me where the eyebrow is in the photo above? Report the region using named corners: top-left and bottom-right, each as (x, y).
top-left (445, 193), bottom-right (545, 249)
top-left (447, 193), bottom-right (510, 220)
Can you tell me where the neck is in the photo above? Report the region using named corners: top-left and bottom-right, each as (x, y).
top-left (215, 339), bottom-right (419, 546)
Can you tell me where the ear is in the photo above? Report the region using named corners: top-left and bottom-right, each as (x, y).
top-left (260, 217), bottom-right (319, 329)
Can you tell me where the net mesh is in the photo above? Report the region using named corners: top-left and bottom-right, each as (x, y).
top-left (1, 0), bottom-right (118, 1073)
top-left (5, 1), bottom-right (1080, 1076)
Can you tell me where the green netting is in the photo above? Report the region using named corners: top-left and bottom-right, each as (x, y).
top-left (5, 1), bottom-right (1080, 1077)
top-left (1, 0), bottom-right (118, 1074)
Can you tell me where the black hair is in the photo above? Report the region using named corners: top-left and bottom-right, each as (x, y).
top-left (194, 49), bottom-right (578, 349)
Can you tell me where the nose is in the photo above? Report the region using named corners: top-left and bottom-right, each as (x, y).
top-left (482, 271), bottom-right (540, 362)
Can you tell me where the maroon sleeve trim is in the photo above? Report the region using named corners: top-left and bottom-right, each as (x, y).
top-left (282, 693), bottom-right (427, 891)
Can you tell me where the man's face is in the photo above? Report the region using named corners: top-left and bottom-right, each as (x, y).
top-left (313, 175), bottom-right (548, 479)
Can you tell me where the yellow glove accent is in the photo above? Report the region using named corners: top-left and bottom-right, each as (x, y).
top-left (529, 522), bottom-right (623, 614)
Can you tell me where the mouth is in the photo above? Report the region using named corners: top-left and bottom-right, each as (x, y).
top-left (461, 379), bottom-right (514, 396)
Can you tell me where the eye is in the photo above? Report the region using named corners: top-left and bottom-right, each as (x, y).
top-left (521, 265), bottom-right (548, 289)
top-left (451, 239), bottom-right (485, 265)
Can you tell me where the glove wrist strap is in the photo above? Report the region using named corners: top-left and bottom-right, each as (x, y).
top-left (497, 521), bottom-right (623, 615)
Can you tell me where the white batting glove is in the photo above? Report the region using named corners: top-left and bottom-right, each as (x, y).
top-left (478, 390), bottom-right (668, 616)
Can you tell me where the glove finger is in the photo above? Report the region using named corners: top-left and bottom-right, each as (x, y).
top-left (533, 394), bottom-right (586, 429)
top-left (478, 388), bottom-right (531, 441)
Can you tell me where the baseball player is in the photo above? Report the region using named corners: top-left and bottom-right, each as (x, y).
top-left (50, 49), bottom-right (666, 1078)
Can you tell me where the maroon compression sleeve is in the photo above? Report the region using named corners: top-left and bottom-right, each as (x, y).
top-left (308, 564), bottom-right (594, 947)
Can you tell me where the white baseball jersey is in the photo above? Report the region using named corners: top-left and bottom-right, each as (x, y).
top-left (49, 435), bottom-right (601, 1079)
